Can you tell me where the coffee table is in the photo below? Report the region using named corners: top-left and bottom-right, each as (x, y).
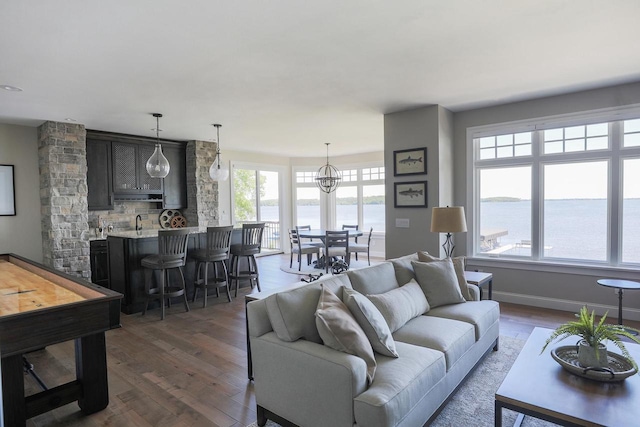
top-left (495, 327), bottom-right (640, 427)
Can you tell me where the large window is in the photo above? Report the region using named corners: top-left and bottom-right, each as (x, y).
top-left (471, 110), bottom-right (640, 267)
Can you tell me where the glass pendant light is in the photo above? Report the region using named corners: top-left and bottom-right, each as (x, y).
top-left (146, 113), bottom-right (171, 179)
top-left (209, 123), bottom-right (229, 181)
top-left (315, 143), bottom-right (341, 193)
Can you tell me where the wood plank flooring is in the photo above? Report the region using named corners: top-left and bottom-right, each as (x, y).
top-left (21, 254), bottom-right (640, 426)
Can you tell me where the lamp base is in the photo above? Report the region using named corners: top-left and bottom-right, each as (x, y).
top-left (442, 233), bottom-right (455, 258)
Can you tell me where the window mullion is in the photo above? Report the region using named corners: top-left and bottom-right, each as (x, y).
top-left (531, 129), bottom-right (542, 260)
top-left (610, 121), bottom-right (622, 265)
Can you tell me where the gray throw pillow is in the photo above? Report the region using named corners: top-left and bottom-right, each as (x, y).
top-left (411, 259), bottom-right (466, 308)
top-left (343, 287), bottom-right (398, 358)
top-left (346, 262), bottom-right (399, 295)
top-left (390, 252), bottom-right (419, 285)
top-left (315, 285), bottom-right (377, 383)
top-left (417, 252), bottom-right (472, 301)
top-left (366, 279), bottom-right (429, 333)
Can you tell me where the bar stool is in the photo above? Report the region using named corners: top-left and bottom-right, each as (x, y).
top-left (191, 225), bottom-right (233, 307)
top-left (229, 223), bottom-right (265, 297)
top-left (141, 228), bottom-right (190, 320)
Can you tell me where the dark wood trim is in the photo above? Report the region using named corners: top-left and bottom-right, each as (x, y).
top-left (86, 129), bottom-right (186, 147)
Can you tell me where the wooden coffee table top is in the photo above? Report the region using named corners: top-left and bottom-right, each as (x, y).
top-left (496, 327), bottom-right (640, 426)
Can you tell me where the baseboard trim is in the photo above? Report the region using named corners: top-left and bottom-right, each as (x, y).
top-left (493, 291), bottom-right (640, 322)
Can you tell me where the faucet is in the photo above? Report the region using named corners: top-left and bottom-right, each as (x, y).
top-left (135, 215), bottom-right (142, 231)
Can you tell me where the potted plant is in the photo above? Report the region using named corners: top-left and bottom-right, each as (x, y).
top-left (541, 306), bottom-right (640, 370)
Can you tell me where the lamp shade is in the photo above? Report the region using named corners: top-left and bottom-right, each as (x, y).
top-left (431, 206), bottom-right (467, 233)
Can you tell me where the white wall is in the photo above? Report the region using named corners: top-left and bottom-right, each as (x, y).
top-left (0, 124), bottom-right (43, 261)
top-left (453, 82), bottom-right (640, 320)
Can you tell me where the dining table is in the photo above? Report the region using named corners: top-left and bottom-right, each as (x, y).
top-left (297, 229), bottom-right (363, 269)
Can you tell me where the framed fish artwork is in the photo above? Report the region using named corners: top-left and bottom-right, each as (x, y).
top-left (394, 181), bottom-right (427, 208)
top-left (393, 147), bottom-right (427, 176)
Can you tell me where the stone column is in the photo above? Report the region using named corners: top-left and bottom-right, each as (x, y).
top-left (184, 140), bottom-right (219, 227)
top-left (38, 121), bottom-right (91, 279)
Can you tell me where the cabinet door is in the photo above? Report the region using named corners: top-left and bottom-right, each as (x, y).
top-left (162, 145), bottom-right (187, 209)
top-left (137, 144), bottom-right (163, 192)
top-left (86, 139), bottom-right (113, 210)
top-left (112, 142), bottom-right (137, 191)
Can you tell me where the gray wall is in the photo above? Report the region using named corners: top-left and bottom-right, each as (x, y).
top-left (455, 82), bottom-right (640, 321)
top-left (0, 124), bottom-right (43, 261)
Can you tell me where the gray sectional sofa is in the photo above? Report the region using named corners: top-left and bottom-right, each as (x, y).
top-left (247, 252), bottom-right (500, 427)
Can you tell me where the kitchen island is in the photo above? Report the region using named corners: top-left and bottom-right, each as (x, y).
top-left (107, 227), bottom-right (242, 314)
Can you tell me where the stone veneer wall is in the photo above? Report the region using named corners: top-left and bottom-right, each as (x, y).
top-left (38, 121), bottom-right (91, 279)
top-left (184, 140), bottom-right (219, 227)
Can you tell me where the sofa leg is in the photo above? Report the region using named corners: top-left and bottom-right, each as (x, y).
top-left (493, 337), bottom-right (499, 352)
top-left (257, 405), bottom-right (267, 426)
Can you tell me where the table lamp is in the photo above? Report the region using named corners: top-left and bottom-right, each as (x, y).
top-left (430, 206), bottom-right (467, 257)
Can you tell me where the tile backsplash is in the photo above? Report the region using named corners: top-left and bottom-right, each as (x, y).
top-left (88, 202), bottom-right (186, 237)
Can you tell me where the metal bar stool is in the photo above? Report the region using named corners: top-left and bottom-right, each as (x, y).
top-left (141, 228), bottom-right (191, 320)
top-left (191, 225), bottom-right (233, 307)
top-left (229, 223), bottom-right (265, 297)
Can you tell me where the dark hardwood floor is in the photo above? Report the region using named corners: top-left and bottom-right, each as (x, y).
top-left (22, 253), bottom-right (640, 427)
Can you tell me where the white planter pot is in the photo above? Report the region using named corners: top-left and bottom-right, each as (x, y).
top-left (577, 340), bottom-right (608, 368)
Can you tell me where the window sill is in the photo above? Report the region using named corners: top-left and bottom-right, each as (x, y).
top-left (467, 256), bottom-right (640, 280)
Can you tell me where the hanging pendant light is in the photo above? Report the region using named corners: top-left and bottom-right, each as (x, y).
top-left (315, 142), bottom-right (341, 193)
top-left (146, 113), bottom-right (171, 178)
top-left (209, 123), bottom-right (229, 181)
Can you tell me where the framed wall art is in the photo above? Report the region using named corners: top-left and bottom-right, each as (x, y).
top-left (0, 164), bottom-right (16, 215)
top-left (393, 147), bottom-right (426, 176)
top-left (394, 181), bottom-right (427, 208)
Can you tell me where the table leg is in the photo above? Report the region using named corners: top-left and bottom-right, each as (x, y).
top-left (75, 333), bottom-right (109, 414)
top-left (2, 353), bottom-right (27, 426)
top-left (246, 297), bottom-right (253, 381)
top-left (617, 288), bottom-right (624, 325)
top-left (488, 278), bottom-right (493, 300)
top-left (494, 400), bottom-right (502, 427)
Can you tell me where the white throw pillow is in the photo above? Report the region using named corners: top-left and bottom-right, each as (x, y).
top-left (366, 279), bottom-right (429, 333)
top-left (411, 259), bottom-right (466, 308)
top-left (343, 287), bottom-right (398, 358)
top-left (315, 285), bottom-right (377, 383)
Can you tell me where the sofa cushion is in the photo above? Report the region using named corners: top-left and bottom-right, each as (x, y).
top-left (366, 279), bottom-right (429, 333)
top-left (265, 274), bottom-right (352, 343)
top-left (315, 284), bottom-right (377, 383)
top-left (389, 252), bottom-right (419, 285)
top-left (412, 260), bottom-right (465, 308)
top-left (343, 288), bottom-right (398, 358)
top-left (418, 252), bottom-right (472, 301)
top-left (353, 341), bottom-right (446, 427)
top-left (393, 315), bottom-right (475, 370)
top-left (427, 300), bottom-right (500, 341)
top-left (347, 262), bottom-right (399, 295)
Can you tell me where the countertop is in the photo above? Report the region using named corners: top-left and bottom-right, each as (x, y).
top-left (107, 227), bottom-right (209, 239)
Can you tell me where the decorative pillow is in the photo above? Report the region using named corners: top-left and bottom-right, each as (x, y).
top-left (343, 287), bottom-right (398, 357)
top-left (315, 285), bottom-right (377, 383)
top-left (390, 252), bottom-right (419, 285)
top-left (265, 274), bottom-right (352, 343)
top-left (417, 252), bottom-right (472, 301)
top-left (366, 279), bottom-right (429, 333)
top-left (411, 260), bottom-right (466, 308)
top-left (347, 262), bottom-right (399, 295)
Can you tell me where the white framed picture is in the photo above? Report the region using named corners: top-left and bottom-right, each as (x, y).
top-left (0, 165), bottom-right (16, 215)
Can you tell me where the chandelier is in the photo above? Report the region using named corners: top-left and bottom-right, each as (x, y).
top-left (209, 123), bottom-right (229, 181)
top-left (315, 143), bottom-right (341, 193)
top-left (145, 113), bottom-right (171, 178)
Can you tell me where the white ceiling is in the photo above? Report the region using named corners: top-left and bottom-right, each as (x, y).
top-left (1, 1), bottom-right (640, 157)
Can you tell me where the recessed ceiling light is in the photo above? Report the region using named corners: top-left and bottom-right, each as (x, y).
top-left (1, 85), bottom-right (23, 92)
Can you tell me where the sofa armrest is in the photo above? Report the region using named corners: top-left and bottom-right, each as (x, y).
top-left (251, 332), bottom-right (368, 427)
top-left (467, 284), bottom-right (480, 301)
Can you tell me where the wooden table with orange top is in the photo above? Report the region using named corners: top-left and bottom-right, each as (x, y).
top-left (0, 253), bottom-right (122, 426)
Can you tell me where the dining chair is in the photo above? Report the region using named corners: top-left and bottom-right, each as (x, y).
top-left (229, 223), bottom-right (265, 296)
top-left (141, 228), bottom-right (191, 320)
top-left (324, 230), bottom-right (350, 273)
top-left (191, 225), bottom-right (233, 307)
top-left (296, 225), bottom-right (323, 248)
top-left (342, 224), bottom-right (360, 259)
top-left (349, 227), bottom-right (373, 266)
top-left (289, 229), bottom-right (321, 271)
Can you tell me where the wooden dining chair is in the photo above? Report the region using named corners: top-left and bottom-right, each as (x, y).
top-left (289, 229), bottom-right (321, 271)
top-left (324, 230), bottom-right (350, 273)
top-left (342, 224), bottom-right (360, 259)
top-left (349, 227), bottom-right (373, 265)
top-left (296, 225), bottom-right (323, 248)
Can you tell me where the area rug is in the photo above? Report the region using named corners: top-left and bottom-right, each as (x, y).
top-left (279, 258), bottom-right (378, 275)
top-left (247, 335), bottom-right (556, 427)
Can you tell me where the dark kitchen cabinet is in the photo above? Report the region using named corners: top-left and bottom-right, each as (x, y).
top-left (112, 142), bottom-right (163, 194)
top-left (90, 239), bottom-right (109, 287)
top-left (86, 139), bottom-right (113, 210)
top-left (162, 144), bottom-right (187, 209)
